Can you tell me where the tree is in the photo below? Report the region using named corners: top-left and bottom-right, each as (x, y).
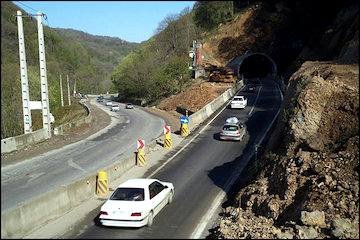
top-left (111, 7), bottom-right (197, 105)
top-left (193, 1), bottom-right (234, 30)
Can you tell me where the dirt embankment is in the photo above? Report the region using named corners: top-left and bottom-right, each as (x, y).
top-left (208, 2), bottom-right (359, 239)
top-left (156, 3), bottom-right (279, 119)
top-left (157, 79), bottom-right (232, 114)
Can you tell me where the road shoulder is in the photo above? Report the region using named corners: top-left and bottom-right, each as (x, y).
top-left (1, 99), bottom-right (111, 168)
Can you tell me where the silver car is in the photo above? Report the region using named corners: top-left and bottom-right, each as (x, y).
top-left (220, 122), bottom-right (245, 141)
top-left (126, 103), bottom-right (134, 109)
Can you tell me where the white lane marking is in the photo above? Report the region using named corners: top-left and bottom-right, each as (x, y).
top-left (126, 120), bottom-right (130, 124)
top-left (248, 86), bottom-right (262, 116)
top-left (148, 85), bottom-right (246, 178)
top-left (26, 172), bottom-right (46, 184)
top-left (190, 83), bottom-right (283, 239)
top-left (67, 158), bottom-right (87, 173)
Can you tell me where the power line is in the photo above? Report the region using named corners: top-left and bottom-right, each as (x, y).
top-left (14, 1), bottom-right (39, 14)
top-left (43, 14), bottom-right (51, 27)
top-left (14, 1), bottom-right (50, 27)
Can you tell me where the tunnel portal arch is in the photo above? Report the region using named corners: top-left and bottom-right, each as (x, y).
top-left (227, 52), bottom-right (277, 82)
top-left (239, 53), bottom-right (277, 79)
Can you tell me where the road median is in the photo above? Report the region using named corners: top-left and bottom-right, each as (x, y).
top-left (1, 83), bottom-right (244, 239)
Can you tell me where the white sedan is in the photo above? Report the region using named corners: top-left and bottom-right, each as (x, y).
top-left (99, 178), bottom-right (174, 227)
top-left (230, 96), bottom-right (247, 109)
top-left (105, 101), bottom-right (113, 106)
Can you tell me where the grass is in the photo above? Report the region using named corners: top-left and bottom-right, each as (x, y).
top-left (29, 97), bottom-right (88, 131)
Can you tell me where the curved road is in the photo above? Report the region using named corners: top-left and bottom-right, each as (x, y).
top-left (68, 78), bottom-right (282, 238)
top-left (1, 100), bottom-right (165, 211)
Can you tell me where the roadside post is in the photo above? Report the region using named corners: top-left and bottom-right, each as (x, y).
top-left (254, 144), bottom-right (259, 170)
top-left (254, 144), bottom-right (259, 161)
top-left (96, 170), bottom-right (109, 197)
top-left (180, 112), bottom-right (190, 137)
top-left (164, 125), bottom-right (172, 148)
top-left (137, 139), bottom-right (146, 166)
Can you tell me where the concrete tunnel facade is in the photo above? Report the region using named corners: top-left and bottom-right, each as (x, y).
top-left (226, 52), bottom-right (277, 83)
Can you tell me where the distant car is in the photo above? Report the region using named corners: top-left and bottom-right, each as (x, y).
top-left (230, 96), bottom-right (247, 109)
top-left (220, 122), bottom-right (246, 141)
top-left (111, 104), bottom-right (120, 112)
top-left (105, 101), bottom-right (113, 106)
top-left (97, 96), bottom-right (104, 102)
top-left (247, 84), bottom-right (256, 93)
top-left (126, 103), bottom-right (134, 109)
top-left (226, 116), bottom-right (240, 124)
top-left (99, 178), bottom-right (175, 228)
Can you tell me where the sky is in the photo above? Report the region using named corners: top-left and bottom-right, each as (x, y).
top-left (13, 1), bottom-right (195, 43)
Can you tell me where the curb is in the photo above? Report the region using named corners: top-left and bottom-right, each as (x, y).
top-left (1, 83), bottom-right (244, 238)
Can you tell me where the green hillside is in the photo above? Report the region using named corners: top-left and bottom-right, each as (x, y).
top-left (110, 2), bottom-right (235, 104)
top-left (1, 1), bottom-right (137, 139)
top-left (55, 28), bottom-right (138, 91)
top-left (111, 7), bottom-right (199, 104)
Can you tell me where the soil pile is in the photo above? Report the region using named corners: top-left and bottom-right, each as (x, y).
top-left (157, 79), bottom-right (232, 114)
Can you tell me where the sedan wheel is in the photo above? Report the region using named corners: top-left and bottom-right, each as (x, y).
top-left (147, 211), bottom-right (154, 227)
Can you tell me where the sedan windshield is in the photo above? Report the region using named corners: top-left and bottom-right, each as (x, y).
top-left (110, 188), bottom-right (145, 201)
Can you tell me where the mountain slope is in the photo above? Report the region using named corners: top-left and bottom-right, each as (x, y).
top-left (203, 1), bottom-right (358, 239)
top-left (1, 1), bottom-right (137, 138)
top-left (55, 28), bottom-right (138, 91)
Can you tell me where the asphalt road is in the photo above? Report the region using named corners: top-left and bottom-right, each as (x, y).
top-left (69, 79), bottom-right (282, 239)
top-left (1, 100), bottom-right (164, 211)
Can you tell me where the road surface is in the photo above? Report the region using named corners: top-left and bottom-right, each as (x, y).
top-left (68, 78), bottom-right (282, 238)
top-left (1, 100), bottom-right (164, 211)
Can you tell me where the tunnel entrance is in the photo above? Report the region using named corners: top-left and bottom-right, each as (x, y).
top-left (238, 53), bottom-right (277, 79)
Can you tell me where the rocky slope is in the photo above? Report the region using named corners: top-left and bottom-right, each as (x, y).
top-left (208, 2), bottom-right (359, 239)
top-left (211, 62), bottom-right (359, 239)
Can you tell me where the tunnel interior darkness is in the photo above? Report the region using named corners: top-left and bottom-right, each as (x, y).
top-left (239, 54), bottom-right (276, 79)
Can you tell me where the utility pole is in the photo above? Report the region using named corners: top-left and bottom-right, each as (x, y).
top-left (67, 74), bottom-right (71, 106)
top-left (59, 74), bottom-right (64, 107)
top-left (191, 40), bottom-right (205, 78)
top-left (37, 11), bottom-right (51, 136)
top-left (17, 10), bottom-right (32, 134)
top-left (192, 40), bottom-right (196, 68)
top-left (73, 78), bottom-right (76, 97)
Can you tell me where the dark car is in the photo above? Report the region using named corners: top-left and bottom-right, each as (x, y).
top-left (97, 96), bottom-right (104, 102)
top-left (247, 84), bottom-right (256, 93)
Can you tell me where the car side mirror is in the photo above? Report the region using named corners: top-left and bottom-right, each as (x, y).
top-left (164, 185), bottom-right (168, 189)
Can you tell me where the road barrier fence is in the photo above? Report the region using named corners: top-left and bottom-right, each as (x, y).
top-left (1, 81), bottom-right (245, 238)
